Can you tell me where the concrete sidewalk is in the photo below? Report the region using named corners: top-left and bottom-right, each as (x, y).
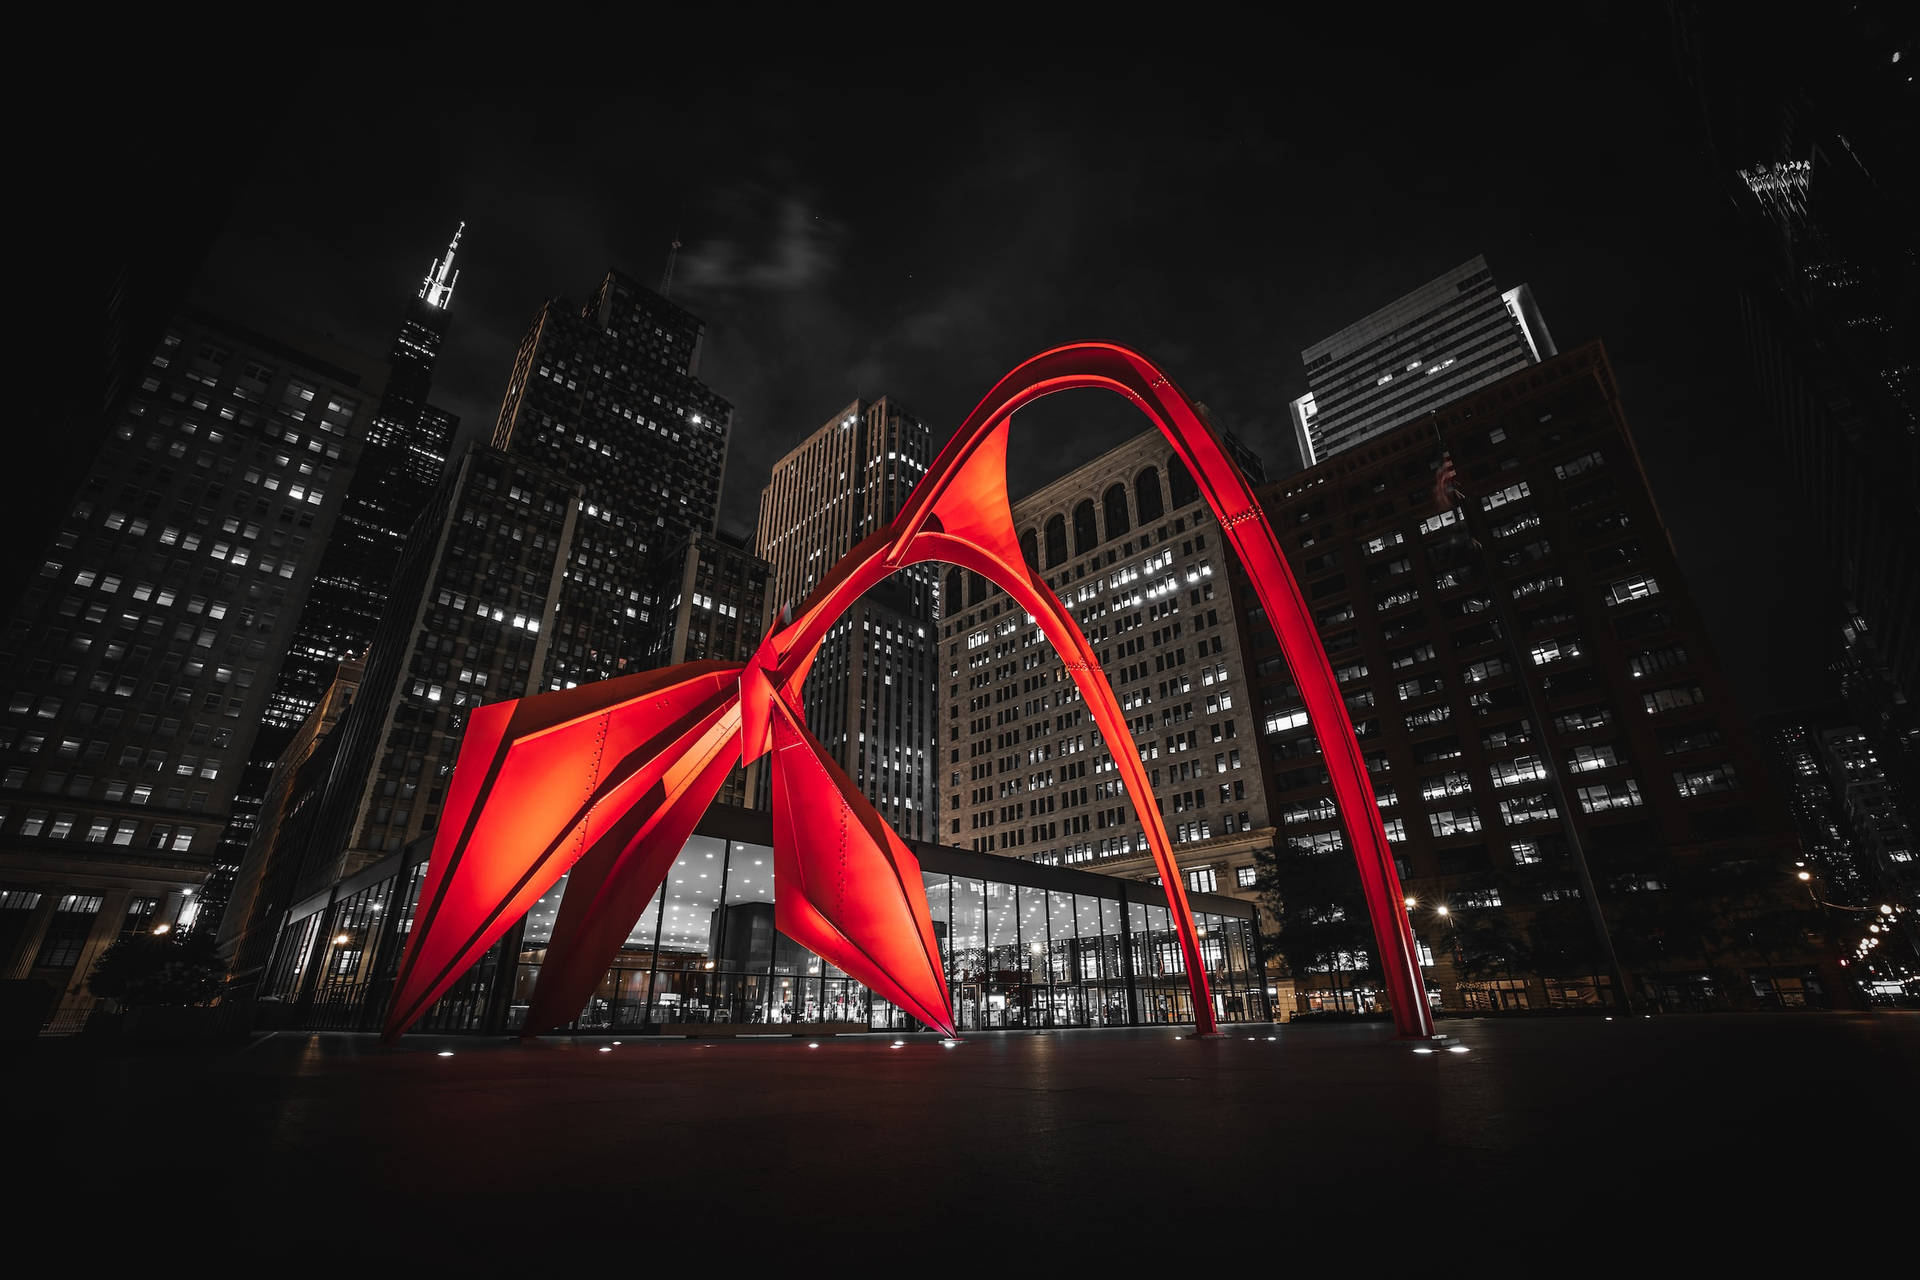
top-left (12, 1012), bottom-right (1915, 1258)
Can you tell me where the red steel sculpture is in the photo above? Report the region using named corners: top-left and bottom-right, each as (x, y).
top-left (381, 343), bottom-right (1434, 1043)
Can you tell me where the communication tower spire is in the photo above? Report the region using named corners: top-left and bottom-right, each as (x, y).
top-left (660, 236), bottom-right (682, 299)
top-left (420, 220), bottom-right (465, 311)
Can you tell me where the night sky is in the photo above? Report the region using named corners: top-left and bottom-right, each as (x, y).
top-left (170, 14), bottom-right (1828, 718)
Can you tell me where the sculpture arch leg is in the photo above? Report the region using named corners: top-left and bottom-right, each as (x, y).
top-left (521, 704), bottom-right (743, 1036)
top-left (393, 343), bottom-right (1428, 1043)
top-left (764, 349), bottom-right (1430, 1036)
top-left (751, 427), bottom-right (1221, 1031)
top-left (908, 534), bottom-right (1221, 1033)
top-left (767, 699), bottom-right (956, 1037)
top-left (381, 664), bottom-right (744, 1041)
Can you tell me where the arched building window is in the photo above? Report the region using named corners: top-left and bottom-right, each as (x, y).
top-left (1102, 483), bottom-right (1130, 539)
top-left (967, 571), bottom-right (988, 606)
top-left (1135, 467), bottom-right (1164, 522)
top-left (1169, 453), bottom-right (1199, 509)
top-left (945, 567), bottom-right (963, 612)
top-left (1019, 528), bottom-right (1039, 572)
top-left (1044, 515), bottom-right (1068, 567)
top-left (1072, 500), bottom-right (1098, 555)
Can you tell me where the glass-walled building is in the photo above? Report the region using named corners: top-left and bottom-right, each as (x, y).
top-left (257, 805), bottom-right (1266, 1034)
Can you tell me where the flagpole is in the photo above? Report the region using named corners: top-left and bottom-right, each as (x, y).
top-left (1430, 425), bottom-right (1638, 1015)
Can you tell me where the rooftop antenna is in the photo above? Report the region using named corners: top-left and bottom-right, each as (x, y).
top-left (660, 235), bottom-right (682, 298)
top-left (420, 220), bottom-right (465, 311)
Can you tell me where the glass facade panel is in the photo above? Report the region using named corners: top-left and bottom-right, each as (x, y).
top-left (924, 871), bottom-right (951, 979)
top-left (1148, 902), bottom-right (1192, 1024)
top-left (1091, 896), bottom-right (1128, 1026)
top-left (984, 879), bottom-right (1019, 1027)
top-left (1044, 889), bottom-right (1082, 1028)
top-left (253, 824), bottom-right (1261, 1036)
top-left (950, 877), bottom-right (986, 1030)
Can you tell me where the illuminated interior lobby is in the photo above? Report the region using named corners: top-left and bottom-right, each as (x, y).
top-left (260, 805), bottom-right (1268, 1035)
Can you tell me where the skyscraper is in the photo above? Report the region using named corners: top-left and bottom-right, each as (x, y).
top-left (645, 530), bottom-right (769, 668)
top-left (643, 529), bottom-right (769, 810)
top-left (940, 428), bottom-right (1273, 915)
top-left (756, 398), bottom-right (939, 839)
top-left (1816, 726), bottom-right (1916, 900)
top-left (1289, 255), bottom-right (1556, 466)
top-left (1758, 714), bottom-right (1871, 907)
top-left (217, 446), bottom-right (583, 996)
top-left (492, 271), bottom-right (732, 692)
top-left (1673, 3), bottom-right (1917, 834)
top-left (268, 223), bottom-right (465, 730)
top-left (202, 227), bottom-right (465, 940)
top-left (214, 654), bottom-right (365, 986)
top-left (221, 272), bottom-right (735, 1008)
top-left (1250, 341), bottom-right (1823, 1013)
top-left (0, 310), bottom-right (380, 1023)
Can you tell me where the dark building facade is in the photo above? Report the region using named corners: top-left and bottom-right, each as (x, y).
top-left (264, 224), bottom-right (465, 734)
top-left (1759, 713), bottom-right (1875, 908)
top-left (216, 447), bottom-right (582, 992)
top-left (644, 530), bottom-right (770, 669)
top-left (1, 310), bottom-right (380, 1023)
top-left (643, 529), bottom-right (770, 809)
top-left (1757, 711), bottom-right (1918, 999)
top-left (492, 271), bottom-right (732, 692)
top-left (1248, 342), bottom-right (1828, 1012)
top-left (1674, 4), bottom-right (1917, 833)
top-left (222, 274), bottom-right (736, 1007)
top-left (755, 398), bottom-right (939, 839)
top-left (214, 655), bottom-right (364, 986)
top-left (202, 229), bottom-right (466, 940)
top-left (1815, 724), bottom-right (1917, 902)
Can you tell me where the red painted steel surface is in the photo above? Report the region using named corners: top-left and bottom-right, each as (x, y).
top-left (381, 342), bottom-right (1431, 1043)
top-left (767, 697), bottom-right (955, 1036)
top-left (382, 665), bottom-right (743, 1038)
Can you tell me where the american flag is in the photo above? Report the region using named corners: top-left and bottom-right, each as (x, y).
top-left (1432, 454), bottom-right (1460, 511)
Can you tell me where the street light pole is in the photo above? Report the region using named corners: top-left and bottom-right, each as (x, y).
top-left (1435, 446), bottom-right (1637, 1015)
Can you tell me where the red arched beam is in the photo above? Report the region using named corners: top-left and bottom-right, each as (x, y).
top-left (748, 417), bottom-right (1228, 1032)
top-left (382, 342), bottom-right (1429, 1043)
top-left (381, 659), bottom-right (960, 1041)
top-left (757, 344), bottom-right (1430, 1038)
top-left (382, 665), bottom-right (747, 1038)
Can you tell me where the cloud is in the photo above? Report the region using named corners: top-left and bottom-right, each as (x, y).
top-left (677, 196), bottom-right (842, 295)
